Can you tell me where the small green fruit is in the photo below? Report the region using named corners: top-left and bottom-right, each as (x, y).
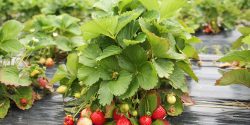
top-left (30, 69), bottom-right (40, 77)
top-left (131, 110), bottom-right (138, 117)
top-left (120, 103), bottom-right (130, 113)
top-left (56, 85), bottom-right (67, 94)
top-left (167, 94), bottom-right (176, 104)
top-left (74, 93), bottom-right (81, 98)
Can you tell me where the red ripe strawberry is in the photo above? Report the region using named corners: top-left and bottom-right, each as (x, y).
top-left (80, 108), bottom-right (92, 118)
top-left (20, 98), bottom-right (28, 106)
top-left (116, 117), bottom-right (131, 125)
top-left (113, 109), bottom-right (125, 121)
top-left (37, 77), bottom-right (48, 88)
top-left (64, 115), bottom-right (74, 125)
top-left (152, 105), bottom-right (167, 120)
top-left (139, 116), bottom-right (152, 125)
top-left (90, 111), bottom-right (106, 125)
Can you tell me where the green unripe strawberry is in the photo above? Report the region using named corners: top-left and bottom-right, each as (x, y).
top-left (56, 85), bottom-right (67, 94)
top-left (167, 94), bottom-right (176, 104)
top-left (120, 103), bottom-right (130, 113)
top-left (131, 110), bottom-right (138, 117)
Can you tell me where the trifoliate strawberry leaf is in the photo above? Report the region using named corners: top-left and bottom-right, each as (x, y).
top-left (98, 82), bottom-right (113, 106)
top-left (77, 65), bottom-right (100, 86)
top-left (139, 91), bottom-right (161, 116)
top-left (176, 61), bottom-right (198, 82)
top-left (218, 50), bottom-right (250, 63)
top-left (169, 66), bottom-right (188, 92)
top-left (9, 87), bottom-right (33, 110)
top-left (164, 96), bottom-right (184, 116)
top-left (0, 97), bottom-right (10, 118)
top-left (108, 70), bottom-right (133, 96)
top-left (139, 19), bottom-right (170, 58)
top-left (66, 52), bottom-right (79, 76)
top-left (216, 69), bottom-right (250, 87)
top-left (152, 59), bottom-right (174, 78)
top-left (137, 62), bottom-right (158, 90)
top-left (79, 43), bottom-right (101, 67)
top-left (0, 66), bottom-right (31, 87)
top-left (119, 78), bottom-right (140, 99)
top-left (50, 65), bottom-right (68, 84)
top-left (116, 8), bottom-right (144, 34)
top-left (81, 16), bottom-right (118, 40)
top-left (96, 45), bottom-right (122, 61)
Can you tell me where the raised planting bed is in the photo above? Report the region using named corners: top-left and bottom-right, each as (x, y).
top-left (1, 55), bottom-right (249, 125)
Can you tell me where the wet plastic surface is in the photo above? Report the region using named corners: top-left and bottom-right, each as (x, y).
top-left (1, 32), bottom-right (250, 125)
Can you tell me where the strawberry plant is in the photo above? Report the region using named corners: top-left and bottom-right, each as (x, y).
top-left (51, 0), bottom-right (199, 124)
top-left (216, 26), bottom-right (250, 87)
top-left (0, 20), bottom-right (52, 118)
top-left (179, 0), bottom-right (248, 34)
top-left (20, 14), bottom-right (84, 66)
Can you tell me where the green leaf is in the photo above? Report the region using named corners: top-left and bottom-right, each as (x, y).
top-left (137, 62), bottom-right (158, 90)
top-left (108, 70), bottom-right (132, 96)
top-left (1, 20), bottom-right (23, 41)
top-left (242, 35), bottom-right (250, 45)
top-left (50, 65), bottom-right (68, 84)
top-left (216, 69), bottom-right (250, 87)
top-left (139, 91), bottom-right (161, 116)
top-left (164, 96), bottom-right (183, 116)
top-left (139, 19), bottom-right (170, 58)
top-left (238, 27), bottom-right (250, 36)
top-left (118, 0), bottom-right (133, 12)
top-left (117, 20), bottom-right (140, 47)
top-left (138, 0), bottom-right (159, 10)
top-left (176, 61), bottom-right (198, 82)
top-left (0, 39), bottom-right (23, 53)
top-left (10, 87), bottom-right (33, 110)
top-left (183, 43), bottom-right (199, 60)
top-left (82, 16), bottom-right (118, 40)
top-left (93, 0), bottom-right (119, 12)
top-left (0, 66), bottom-right (31, 87)
top-left (55, 36), bottom-right (72, 51)
top-left (66, 53), bottom-right (79, 76)
top-left (152, 59), bottom-right (174, 78)
top-left (159, 0), bottom-right (186, 20)
top-left (119, 78), bottom-right (140, 99)
top-left (98, 82), bottom-right (113, 106)
top-left (77, 65), bottom-right (100, 86)
top-left (123, 33), bottom-right (146, 46)
top-left (0, 98), bottom-right (10, 118)
top-left (96, 45), bottom-right (122, 61)
top-left (232, 36), bottom-right (244, 49)
top-left (79, 44), bottom-right (101, 67)
top-left (219, 50), bottom-right (250, 63)
top-left (85, 84), bottom-right (99, 102)
top-left (118, 45), bottom-right (147, 72)
top-left (169, 66), bottom-right (188, 92)
top-left (116, 8), bottom-right (144, 34)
